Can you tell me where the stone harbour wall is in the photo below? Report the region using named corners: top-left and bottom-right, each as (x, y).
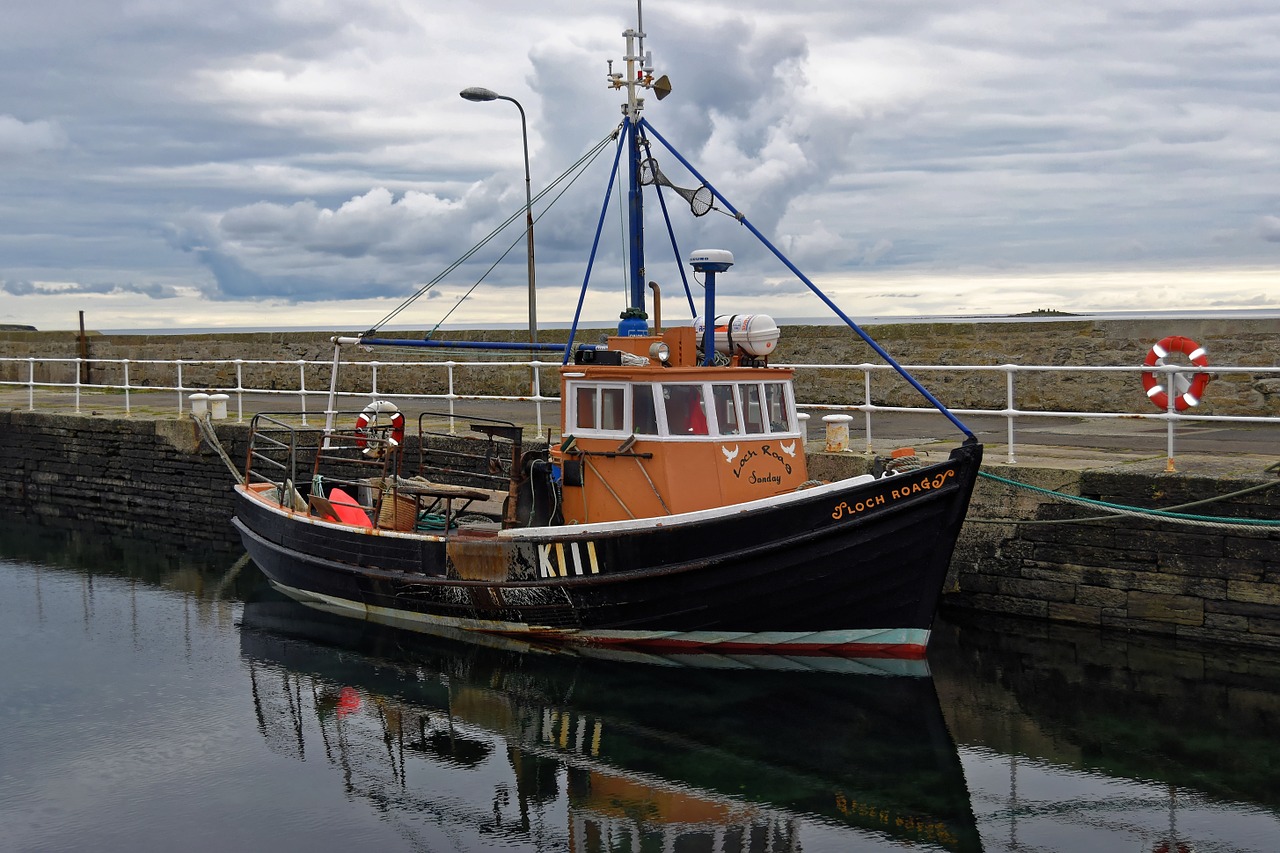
top-left (0, 411), bottom-right (251, 548)
top-left (1, 409), bottom-right (1276, 650)
top-left (947, 463), bottom-right (1280, 650)
top-left (3, 317), bottom-right (1278, 415)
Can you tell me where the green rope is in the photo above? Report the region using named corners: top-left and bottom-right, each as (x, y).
top-left (977, 470), bottom-right (1280, 530)
top-left (415, 512), bottom-right (453, 531)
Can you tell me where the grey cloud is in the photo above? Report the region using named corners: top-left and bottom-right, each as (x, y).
top-left (3, 1), bottom-right (1280, 326)
top-left (1, 279), bottom-right (36, 295)
top-left (0, 277), bottom-right (180, 298)
top-left (0, 116), bottom-right (67, 154)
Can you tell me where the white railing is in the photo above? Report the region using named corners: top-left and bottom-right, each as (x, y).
top-left (783, 361), bottom-right (1280, 467)
top-left (3, 355), bottom-right (1277, 466)
top-left (0, 356), bottom-right (553, 436)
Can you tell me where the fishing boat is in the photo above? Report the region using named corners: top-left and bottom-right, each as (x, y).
top-left (230, 7), bottom-right (984, 658)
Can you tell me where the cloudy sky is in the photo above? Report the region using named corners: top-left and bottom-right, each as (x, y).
top-left (3, 0), bottom-right (1279, 332)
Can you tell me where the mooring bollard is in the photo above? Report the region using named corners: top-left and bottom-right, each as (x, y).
top-left (209, 393), bottom-right (230, 420)
top-left (822, 414), bottom-right (853, 452)
top-left (797, 412), bottom-right (810, 449)
top-left (189, 392), bottom-right (209, 418)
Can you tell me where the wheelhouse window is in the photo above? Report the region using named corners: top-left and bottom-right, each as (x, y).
top-left (633, 384), bottom-right (659, 435)
top-left (742, 383), bottom-right (765, 433)
top-left (566, 380), bottom-right (794, 438)
top-left (601, 387), bottom-right (625, 431)
top-left (569, 383), bottom-right (647, 436)
top-left (711, 384), bottom-right (741, 435)
top-left (740, 381), bottom-right (794, 435)
top-left (574, 386), bottom-right (596, 430)
top-left (662, 384), bottom-right (708, 435)
top-left (764, 382), bottom-right (793, 432)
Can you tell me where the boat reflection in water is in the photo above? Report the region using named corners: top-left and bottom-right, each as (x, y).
top-left (239, 592), bottom-right (982, 852)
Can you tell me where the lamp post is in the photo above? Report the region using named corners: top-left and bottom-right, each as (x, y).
top-left (459, 86), bottom-right (537, 344)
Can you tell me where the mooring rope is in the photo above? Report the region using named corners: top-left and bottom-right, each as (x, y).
top-left (975, 470), bottom-right (1280, 531)
top-left (191, 414), bottom-right (244, 485)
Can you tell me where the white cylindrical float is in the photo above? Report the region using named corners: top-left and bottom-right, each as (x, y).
top-left (692, 313), bottom-right (780, 357)
top-left (823, 414), bottom-right (853, 453)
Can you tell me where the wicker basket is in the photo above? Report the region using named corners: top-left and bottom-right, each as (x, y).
top-left (377, 492), bottom-right (418, 531)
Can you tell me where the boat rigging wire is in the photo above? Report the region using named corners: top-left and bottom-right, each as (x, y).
top-left (638, 135), bottom-right (697, 316)
top-left (637, 116), bottom-right (976, 442)
top-left (975, 470), bottom-right (1280, 531)
top-left (561, 118), bottom-right (633, 365)
top-left (616, 152), bottom-right (629, 302)
top-left (362, 129), bottom-right (620, 337)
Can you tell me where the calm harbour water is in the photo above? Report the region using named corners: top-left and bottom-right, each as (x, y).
top-left (3, 512), bottom-right (1279, 853)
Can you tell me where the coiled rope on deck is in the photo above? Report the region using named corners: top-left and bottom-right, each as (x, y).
top-left (975, 470), bottom-right (1280, 532)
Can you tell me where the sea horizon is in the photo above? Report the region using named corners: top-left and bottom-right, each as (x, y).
top-left (84, 306), bottom-right (1280, 336)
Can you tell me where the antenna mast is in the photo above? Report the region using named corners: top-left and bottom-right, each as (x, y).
top-left (610, 1), bottom-right (659, 330)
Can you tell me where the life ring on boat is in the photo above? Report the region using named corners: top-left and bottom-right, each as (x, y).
top-left (1141, 336), bottom-right (1210, 411)
top-left (355, 400), bottom-right (405, 447)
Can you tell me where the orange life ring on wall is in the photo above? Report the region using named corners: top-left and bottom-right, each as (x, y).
top-left (355, 400), bottom-right (405, 447)
top-left (1141, 336), bottom-right (1209, 411)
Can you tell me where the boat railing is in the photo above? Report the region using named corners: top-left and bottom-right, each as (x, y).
top-left (4, 355), bottom-right (1278, 466)
top-left (412, 412), bottom-right (526, 494)
top-left (245, 412), bottom-right (403, 524)
top-left (244, 411), bottom-right (522, 529)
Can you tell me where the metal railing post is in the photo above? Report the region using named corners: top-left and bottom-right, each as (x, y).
top-left (446, 361), bottom-right (457, 434)
top-left (297, 360), bottom-right (308, 426)
top-left (176, 362), bottom-right (185, 415)
top-left (1166, 364), bottom-right (1178, 472)
top-left (26, 358), bottom-right (35, 411)
top-left (123, 360), bottom-right (131, 415)
top-left (1005, 365), bottom-right (1017, 465)
top-left (863, 369), bottom-right (873, 453)
top-left (235, 360), bottom-right (245, 422)
top-left (532, 358), bottom-right (545, 438)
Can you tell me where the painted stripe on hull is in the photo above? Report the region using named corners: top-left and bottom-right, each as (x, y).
top-left (269, 579), bottom-right (929, 659)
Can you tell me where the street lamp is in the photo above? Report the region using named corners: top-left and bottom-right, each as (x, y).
top-left (460, 86), bottom-right (537, 344)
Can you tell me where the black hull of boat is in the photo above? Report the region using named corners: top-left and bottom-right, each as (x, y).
top-left (232, 441), bottom-right (982, 656)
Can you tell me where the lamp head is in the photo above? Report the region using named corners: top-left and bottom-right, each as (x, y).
top-left (460, 86), bottom-right (499, 102)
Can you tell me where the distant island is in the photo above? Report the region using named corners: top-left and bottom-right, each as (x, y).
top-left (1011, 309), bottom-right (1078, 317)
top-left (0, 324), bottom-right (37, 331)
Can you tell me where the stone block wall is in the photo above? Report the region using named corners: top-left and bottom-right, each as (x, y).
top-left (948, 464), bottom-right (1280, 650)
top-left (0, 410), bottom-right (250, 547)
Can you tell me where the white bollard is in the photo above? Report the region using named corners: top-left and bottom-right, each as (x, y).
top-left (189, 393), bottom-right (209, 418)
top-left (209, 393), bottom-right (230, 420)
top-left (822, 414), bottom-right (853, 452)
top-left (797, 412), bottom-right (810, 449)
